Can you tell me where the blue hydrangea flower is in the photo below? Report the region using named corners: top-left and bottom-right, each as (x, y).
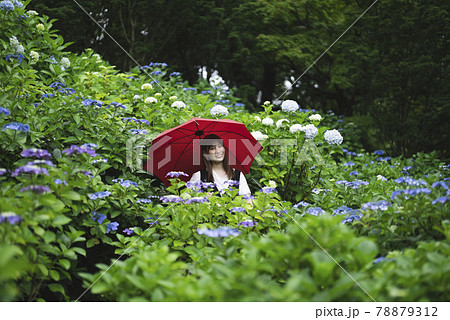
top-left (350, 171), bottom-right (359, 176)
top-left (344, 161), bottom-right (355, 167)
top-left (184, 196), bottom-right (209, 204)
top-left (431, 181), bottom-right (448, 190)
top-left (54, 179), bottom-right (68, 185)
top-left (2, 122), bottom-right (29, 132)
top-left (169, 72), bottom-right (181, 77)
top-left (294, 201), bottom-right (310, 208)
top-left (0, 1), bottom-right (14, 10)
top-left (305, 207), bottom-right (325, 216)
top-left (230, 207), bottom-right (246, 213)
top-left (196, 226), bottom-right (241, 238)
top-left (0, 107), bottom-right (11, 116)
top-left (5, 54), bottom-right (24, 63)
top-left (160, 195), bottom-right (183, 203)
top-left (0, 168), bottom-right (8, 176)
top-left (243, 194), bottom-right (255, 200)
top-left (361, 201), bottom-right (391, 211)
top-left (123, 228), bottom-right (134, 235)
top-left (136, 198), bottom-right (152, 204)
top-left (238, 220), bottom-right (258, 227)
top-left (183, 87), bottom-right (197, 91)
top-left (391, 188), bottom-right (431, 200)
top-left (166, 171), bottom-right (189, 178)
top-left (341, 213), bottom-right (362, 224)
top-left (112, 178), bottom-right (138, 188)
top-left (432, 196), bottom-right (449, 205)
top-left (20, 185), bottom-right (51, 194)
top-left (107, 102), bottom-right (126, 109)
top-left (49, 82), bottom-right (65, 89)
top-left (128, 129), bottom-right (148, 135)
top-left (144, 216), bottom-right (159, 226)
top-left (92, 211), bottom-right (107, 224)
top-left (377, 156), bottom-right (392, 162)
top-left (58, 88), bottom-right (76, 95)
top-left (21, 148), bottom-right (52, 159)
top-left (106, 221), bottom-right (119, 233)
top-left (11, 165), bottom-right (49, 177)
top-left (0, 212), bottom-right (22, 225)
top-left (373, 150), bottom-right (385, 155)
top-left (82, 99), bottom-right (103, 107)
top-left (88, 191), bottom-right (111, 200)
top-left (92, 158), bottom-right (108, 164)
top-left (394, 177), bottom-right (427, 186)
top-left (333, 205), bottom-right (353, 215)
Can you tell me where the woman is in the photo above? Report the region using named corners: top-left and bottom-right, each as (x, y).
top-left (189, 134), bottom-right (252, 198)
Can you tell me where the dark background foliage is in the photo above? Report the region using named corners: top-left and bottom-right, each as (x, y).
top-left (28, 0), bottom-right (450, 158)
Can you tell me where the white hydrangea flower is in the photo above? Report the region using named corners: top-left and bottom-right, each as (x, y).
top-left (324, 129), bottom-right (343, 145)
top-left (154, 93), bottom-right (162, 98)
top-left (133, 95), bottom-right (141, 100)
top-left (36, 23), bottom-right (45, 31)
top-left (144, 97), bottom-right (157, 104)
top-left (276, 119), bottom-right (290, 128)
top-left (262, 117), bottom-right (274, 126)
top-left (171, 101), bottom-right (186, 109)
top-left (309, 114), bottom-right (322, 121)
top-left (268, 180), bottom-right (277, 188)
top-left (263, 101), bottom-right (271, 106)
top-left (251, 131), bottom-right (265, 141)
top-left (169, 96), bottom-right (178, 100)
top-left (281, 100), bottom-right (299, 112)
top-left (302, 124), bottom-right (318, 139)
top-left (15, 45), bottom-right (24, 55)
top-left (254, 116), bottom-right (262, 122)
top-left (210, 105), bottom-right (229, 116)
top-left (60, 57), bottom-right (70, 69)
top-left (289, 124), bottom-right (303, 133)
top-left (30, 51), bottom-right (39, 62)
top-left (27, 10), bottom-right (38, 16)
top-left (9, 36), bottom-right (20, 49)
top-left (141, 83), bottom-right (153, 90)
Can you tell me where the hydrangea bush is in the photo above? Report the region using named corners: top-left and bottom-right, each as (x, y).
top-left (1, 2), bottom-right (449, 302)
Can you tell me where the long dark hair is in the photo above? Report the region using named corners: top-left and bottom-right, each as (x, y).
top-left (200, 134), bottom-right (234, 182)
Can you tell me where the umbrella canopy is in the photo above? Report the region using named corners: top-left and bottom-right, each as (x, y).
top-left (145, 117), bottom-right (263, 186)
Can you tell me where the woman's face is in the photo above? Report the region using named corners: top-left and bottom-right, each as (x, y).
top-left (204, 142), bottom-right (225, 162)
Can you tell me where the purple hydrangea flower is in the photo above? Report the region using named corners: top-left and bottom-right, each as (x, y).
top-left (391, 188), bottom-right (431, 200)
top-left (361, 200), bottom-right (391, 211)
top-left (377, 156), bottom-right (392, 162)
top-left (344, 161), bottom-right (355, 167)
top-left (5, 54), bottom-right (25, 63)
top-left (238, 220), bottom-right (257, 227)
top-left (49, 82), bottom-right (65, 89)
top-left (92, 211), bottom-right (107, 224)
top-left (230, 207), bottom-right (246, 213)
top-left (432, 196), bottom-right (449, 205)
top-left (260, 187), bottom-right (277, 194)
top-left (166, 171), bottom-right (189, 178)
top-left (106, 221), bottom-right (119, 233)
top-left (0, 212), bottom-right (22, 225)
top-left (225, 180), bottom-right (240, 188)
top-left (373, 150), bottom-right (385, 155)
top-left (20, 185), bottom-right (51, 194)
top-left (62, 145), bottom-right (97, 157)
top-left (0, 107), bottom-right (11, 116)
top-left (80, 170), bottom-right (94, 178)
top-left (144, 216), bottom-right (159, 226)
top-left (350, 171), bottom-right (359, 176)
top-left (26, 160), bottom-right (54, 167)
top-left (243, 194), bottom-right (255, 200)
top-left (1, 168), bottom-right (9, 176)
top-left (21, 148), bottom-right (52, 159)
top-left (88, 191), bottom-right (111, 200)
top-left (2, 122), bottom-right (29, 132)
top-left (184, 196), bottom-right (209, 204)
top-left (11, 165), bottom-right (49, 177)
top-left (123, 228), bottom-right (134, 235)
top-left (82, 143), bottom-right (98, 150)
top-left (196, 226), bottom-right (241, 238)
top-left (306, 207), bottom-right (325, 216)
top-left (341, 213), bottom-right (363, 224)
top-left (160, 195), bottom-right (183, 203)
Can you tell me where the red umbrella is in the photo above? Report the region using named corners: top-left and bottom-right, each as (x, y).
top-left (145, 117), bottom-right (263, 186)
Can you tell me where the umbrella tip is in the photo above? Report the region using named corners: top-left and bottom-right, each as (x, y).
top-left (195, 130), bottom-right (204, 137)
